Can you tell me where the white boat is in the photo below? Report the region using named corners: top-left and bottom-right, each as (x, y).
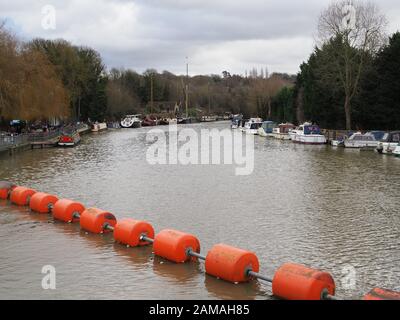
top-left (291, 123), bottom-right (326, 145)
top-left (231, 115), bottom-right (243, 129)
top-left (120, 115), bottom-right (142, 128)
top-left (201, 115), bottom-right (218, 122)
top-left (376, 131), bottom-right (400, 154)
top-left (91, 122), bottom-right (108, 132)
top-left (394, 144), bottom-right (400, 157)
top-left (345, 132), bottom-right (378, 149)
top-left (344, 132), bottom-right (378, 149)
top-left (273, 123), bottom-right (295, 140)
top-left (331, 140), bottom-right (344, 147)
top-left (289, 127), bottom-right (301, 141)
top-left (258, 121), bottom-right (276, 137)
top-left (244, 118), bottom-right (263, 135)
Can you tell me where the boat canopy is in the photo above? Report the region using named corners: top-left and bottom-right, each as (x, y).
top-left (304, 125), bottom-right (321, 135)
top-left (262, 121), bottom-right (276, 133)
top-left (381, 131), bottom-right (400, 142)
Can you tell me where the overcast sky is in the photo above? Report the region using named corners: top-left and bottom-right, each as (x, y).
top-left (1, 0), bottom-right (399, 76)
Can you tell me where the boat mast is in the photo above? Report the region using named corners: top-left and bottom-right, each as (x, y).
top-left (150, 72), bottom-right (154, 114)
top-left (185, 57), bottom-right (189, 118)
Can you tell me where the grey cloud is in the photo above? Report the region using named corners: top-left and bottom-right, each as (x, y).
top-left (1, 0), bottom-right (399, 75)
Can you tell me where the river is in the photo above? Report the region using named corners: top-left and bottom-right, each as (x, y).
top-left (0, 122), bottom-right (399, 300)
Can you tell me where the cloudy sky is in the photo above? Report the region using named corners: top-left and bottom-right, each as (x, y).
top-left (1, 0), bottom-right (399, 76)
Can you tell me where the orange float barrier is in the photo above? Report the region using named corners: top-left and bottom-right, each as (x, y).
top-left (10, 186), bottom-right (36, 206)
top-left (153, 229), bottom-right (200, 263)
top-left (29, 192), bottom-right (59, 213)
top-left (363, 288), bottom-right (400, 300)
top-left (272, 263), bottom-right (335, 300)
top-left (52, 199), bottom-right (85, 223)
top-left (114, 218), bottom-right (155, 247)
top-left (205, 244), bottom-right (259, 283)
top-left (80, 208), bottom-right (117, 234)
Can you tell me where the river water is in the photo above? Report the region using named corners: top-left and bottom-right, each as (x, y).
top-left (0, 122), bottom-right (399, 300)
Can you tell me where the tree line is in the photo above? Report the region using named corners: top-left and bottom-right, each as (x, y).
top-left (0, 23), bottom-right (293, 125)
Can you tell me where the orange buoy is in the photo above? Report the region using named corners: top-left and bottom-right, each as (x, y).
top-left (80, 208), bottom-right (117, 234)
top-left (205, 244), bottom-right (259, 283)
top-left (363, 288), bottom-right (400, 300)
top-left (153, 229), bottom-right (200, 263)
top-left (114, 218), bottom-right (155, 247)
top-left (0, 182), bottom-right (15, 200)
top-left (29, 192), bottom-right (59, 213)
top-left (10, 186), bottom-right (36, 206)
top-left (52, 199), bottom-right (85, 223)
top-left (272, 263), bottom-right (335, 300)
top-left (0, 189), bottom-right (8, 200)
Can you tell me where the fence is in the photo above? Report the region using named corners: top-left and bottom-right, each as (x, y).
top-left (0, 134), bottom-right (29, 152)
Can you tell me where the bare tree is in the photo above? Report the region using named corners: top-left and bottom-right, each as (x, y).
top-left (317, 0), bottom-right (387, 129)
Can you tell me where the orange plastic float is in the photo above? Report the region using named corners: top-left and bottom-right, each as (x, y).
top-left (114, 218), bottom-right (155, 247)
top-left (29, 192), bottom-right (59, 213)
top-left (205, 244), bottom-right (259, 283)
top-left (80, 207), bottom-right (117, 234)
top-left (10, 186), bottom-right (36, 206)
top-left (0, 188), bottom-right (9, 200)
top-left (0, 182), bottom-right (16, 200)
top-left (52, 199), bottom-right (85, 223)
top-left (153, 229), bottom-right (200, 263)
top-left (272, 263), bottom-right (335, 300)
top-left (363, 288), bottom-right (400, 300)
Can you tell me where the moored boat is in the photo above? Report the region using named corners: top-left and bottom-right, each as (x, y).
top-left (291, 123), bottom-right (326, 145)
top-left (273, 123), bottom-right (295, 140)
top-left (231, 115), bottom-right (243, 129)
top-left (376, 131), bottom-right (400, 154)
top-left (394, 144), bottom-right (400, 157)
top-left (201, 115), bottom-right (218, 122)
top-left (177, 117), bottom-right (192, 125)
top-left (120, 115), bottom-right (142, 128)
top-left (258, 121), bottom-right (276, 137)
top-left (91, 122), bottom-right (108, 132)
top-left (244, 118), bottom-right (263, 135)
top-left (142, 115), bottom-right (158, 127)
top-left (344, 132), bottom-right (378, 149)
top-left (58, 130), bottom-right (81, 147)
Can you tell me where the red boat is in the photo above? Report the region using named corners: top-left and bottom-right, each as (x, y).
top-left (58, 131), bottom-right (81, 147)
top-left (142, 115), bottom-right (158, 127)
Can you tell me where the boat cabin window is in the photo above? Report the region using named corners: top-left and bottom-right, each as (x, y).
top-left (392, 133), bottom-right (400, 142)
top-left (251, 123), bottom-right (262, 130)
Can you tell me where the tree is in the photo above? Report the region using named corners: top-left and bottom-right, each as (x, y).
top-left (357, 32), bottom-right (400, 130)
top-left (317, 0), bottom-right (387, 129)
